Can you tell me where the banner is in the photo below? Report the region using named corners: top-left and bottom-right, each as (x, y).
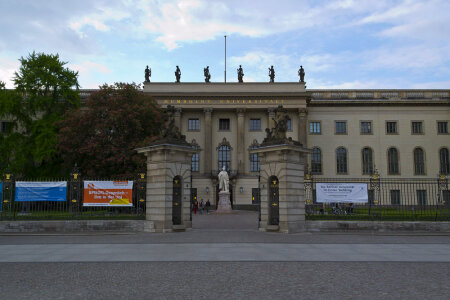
top-left (83, 181), bottom-right (133, 207)
top-left (316, 183), bottom-right (368, 203)
top-left (15, 181), bottom-right (67, 202)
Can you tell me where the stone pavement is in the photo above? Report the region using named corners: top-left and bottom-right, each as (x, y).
top-left (0, 210), bottom-right (449, 299)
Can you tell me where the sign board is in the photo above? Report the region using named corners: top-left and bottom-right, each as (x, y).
top-left (15, 181), bottom-right (67, 202)
top-left (316, 183), bottom-right (368, 203)
top-left (83, 181), bottom-right (133, 207)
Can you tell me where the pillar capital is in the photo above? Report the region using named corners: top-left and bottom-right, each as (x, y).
top-left (268, 107), bottom-right (277, 115)
top-left (236, 108), bottom-right (246, 115)
top-left (298, 108), bottom-right (308, 117)
top-left (203, 107), bottom-right (213, 114)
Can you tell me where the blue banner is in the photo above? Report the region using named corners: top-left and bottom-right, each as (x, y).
top-left (0, 182), bottom-right (2, 211)
top-left (15, 181), bottom-right (67, 202)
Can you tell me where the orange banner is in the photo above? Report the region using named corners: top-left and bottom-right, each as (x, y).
top-left (83, 181), bottom-right (133, 207)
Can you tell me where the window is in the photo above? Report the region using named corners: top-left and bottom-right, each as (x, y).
top-left (188, 118), bottom-right (200, 131)
top-left (311, 147), bottom-right (322, 174)
top-left (386, 121), bottom-right (398, 134)
top-left (218, 145), bottom-right (231, 171)
top-left (336, 147), bottom-right (347, 174)
top-left (191, 153), bottom-right (199, 172)
top-left (417, 190), bottom-right (427, 206)
top-left (219, 118), bottom-right (230, 131)
top-left (249, 119), bottom-right (261, 131)
top-left (362, 147), bottom-right (374, 175)
top-left (411, 121), bottom-right (423, 134)
top-left (440, 148), bottom-right (449, 174)
top-left (250, 153), bottom-right (260, 172)
top-left (309, 122), bottom-right (321, 134)
top-left (390, 190), bottom-right (401, 205)
top-left (287, 119), bottom-right (292, 131)
top-left (360, 121), bottom-right (372, 134)
top-left (388, 147), bottom-right (399, 175)
top-left (413, 148), bottom-right (425, 175)
top-left (335, 121), bottom-right (347, 134)
top-left (438, 121), bottom-right (448, 134)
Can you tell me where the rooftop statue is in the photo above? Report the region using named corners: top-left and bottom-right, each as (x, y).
top-left (204, 66), bottom-right (211, 83)
top-left (298, 65), bottom-right (305, 83)
top-left (144, 65), bottom-right (151, 83)
top-left (268, 65), bottom-right (275, 83)
top-left (175, 66), bottom-right (181, 83)
top-left (237, 65), bottom-right (244, 83)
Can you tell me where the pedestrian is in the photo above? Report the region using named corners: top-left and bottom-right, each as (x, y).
top-left (205, 199), bottom-right (211, 214)
top-left (194, 200), bottom-right (198, 214)
top-left (200, 199), bottom-right (204, 215)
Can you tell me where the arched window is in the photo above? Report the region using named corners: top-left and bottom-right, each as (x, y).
top-left (413, 148), bottom-right (425, 175)
top-left (388, 147), bottom-right (399, 175)
top-left (191, 153), bottom-right (199, 172)
top-left (311, 147), bottom-right (322, 174)
top-left (218, 145), bottom-right (231, 172)
top-left (336, 147), bottom-right (347, 174)
top-left (440, 148), bottom-right (450, 175)
top-left (362, 147), bottom-right (374, 175)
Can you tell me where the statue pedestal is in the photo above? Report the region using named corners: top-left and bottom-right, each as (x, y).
top-left (216, 191), bottom-right (232, 213)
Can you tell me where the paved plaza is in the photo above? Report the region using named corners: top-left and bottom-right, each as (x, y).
top-left (1, 211), bottom-right (450, 299)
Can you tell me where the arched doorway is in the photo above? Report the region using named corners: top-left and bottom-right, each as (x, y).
top-left (268, 176), bottom-right (279, 225)
top-left (172, 176), bottom-right (182, 225)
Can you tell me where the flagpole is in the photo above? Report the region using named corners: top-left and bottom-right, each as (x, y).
top-left (224, 35), bottom-right (227, 83)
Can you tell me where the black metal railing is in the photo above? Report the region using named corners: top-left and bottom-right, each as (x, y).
top-left (304, 175), bottom-right (449, 221)
top-left (0, 172), bottom-right (147, 221)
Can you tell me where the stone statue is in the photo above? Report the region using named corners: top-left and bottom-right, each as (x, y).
top-left (144, 65), bottom-right (151, 82)
top-left (262, 105), bottom-right (302, 146)
top-left (204, 66), bottom-right (211, 83)
top-left (237, 65), bottom-right (244, 83)
top-left (218, 166), bottom-right (229, 192)
top-left (175, 66), bottom-right (181, 83)
top-left (268, 65), bottom-right (275, 83)
top-left (157, 105), bottom-right (189, 145)
top-left (298, 65), bottom-right (305, 83)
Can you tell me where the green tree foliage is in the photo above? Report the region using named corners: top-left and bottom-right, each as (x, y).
top-left (57, 83), bottom-right (162, 177)
top-left (0, 52), bottom-right (80, 177)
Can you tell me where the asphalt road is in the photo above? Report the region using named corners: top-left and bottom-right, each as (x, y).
top-left (0, 211), bottom-right (449, 299)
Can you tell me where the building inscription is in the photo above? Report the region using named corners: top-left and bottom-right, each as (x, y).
top-left (162, 99), bottom-right (286, 105)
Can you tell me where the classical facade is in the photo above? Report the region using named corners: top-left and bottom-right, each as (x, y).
top-left (138, 83), bottom-right (450, 208)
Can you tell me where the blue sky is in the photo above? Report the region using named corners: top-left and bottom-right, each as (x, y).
top-left (1, 0), bottom-right (449, 89)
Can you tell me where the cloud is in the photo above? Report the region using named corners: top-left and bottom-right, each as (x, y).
top-left (0, 57), bottom-right (20, 88)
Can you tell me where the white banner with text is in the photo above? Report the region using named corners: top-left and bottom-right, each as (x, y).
top-left (316, 183), bottom-right (368, 203)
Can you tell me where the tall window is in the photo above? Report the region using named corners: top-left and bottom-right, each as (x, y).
top-left (219, 119), bottom-right (230, 131)
top-left (287, 119), bottom-right (292, 131)
top-left (390, 190), bottom-right (401, 205)
top-left (311, 147), bottom-right (322, 174)
top-left (360, 121), bottom-right (372, 134)
top-left (417, 190), bottom-right (427, 206)
top-left (388, 147), bottom-right (399, 175)
top-left (309, 122), bottom-right (321, 134)
top-left (188, 118), bottom-right (200, 131)
top-left (411, 121), bottom-right (423, 134)
top-left (335, 121), bottom-right (347, 134)
top-left (386, 121), bottom-right (398, 134)
top-left (218, 145), bottom-right (231, 171)
top-left (438, 121), bottom-right (448, 134)
top-left (362, 147), bottom-right (373, 175)
top-left (191, 153), bottom-right (199, 172)
top-left (250, 153), bottom-right (260, 172)
top-left (249, 119), bottom-right (261, 131)
top-left (336, 147), bottom-right (347, 174)
top-left (440, 148), bottom-right (449, 174)
top-left (413, 148), bottom-right (425, 175)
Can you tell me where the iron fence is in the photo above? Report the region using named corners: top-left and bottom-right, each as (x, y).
top-left (305, 176), bottom-right (450, 221)
top-left (0, 172), bottom-right (146, 221)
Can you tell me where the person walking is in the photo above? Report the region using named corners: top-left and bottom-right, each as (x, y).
top-left (200, 199), bottom-right (205, 215)
top-left (193, 200), bottom-right (198, 214)
top-left (205, 199), bottom-right (211, 214)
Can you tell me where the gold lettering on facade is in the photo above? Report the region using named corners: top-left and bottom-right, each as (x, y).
top-left (189, 100), bottom-right (193, 104)
top-left (226, 100), bottom-right (230, 104)
top-left (242, 100), bottom-right (246, 104)
top-left (163, 100), bottom-right (168, 104)
top-left (176, 100), bottom-right (181, 104)
top-left (220, 100), bottom-right (223, 104)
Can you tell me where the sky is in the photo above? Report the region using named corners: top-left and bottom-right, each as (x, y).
top-left (0, 0), bottom-right (449, 89)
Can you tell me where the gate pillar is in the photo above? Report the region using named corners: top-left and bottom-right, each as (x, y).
top-left (137, 144), bottom-right (198, 232)
top-left (250, 144), bottom-right (309, 233)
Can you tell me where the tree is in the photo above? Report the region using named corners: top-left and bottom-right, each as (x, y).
top-left (57, 83), bottom-right (162, 177)
top-left (0, 52), bottom-right (80, 177)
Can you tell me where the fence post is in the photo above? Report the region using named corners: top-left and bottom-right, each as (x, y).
top-left (69, 165), bottom-right (82, 215)
top-left (2, 170), bottom-right (15, 220)
top-left (369, 169), bottom-right (380, 220)
top-left (304, 170), bottom-right (312, 216)
top-left (438, 174), bottom-right (448, 221)
top-left (136, 172), bottom-right (146, 216)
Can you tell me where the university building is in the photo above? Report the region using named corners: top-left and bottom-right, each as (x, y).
top-left (134, 82), bottom-right (449, 208)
